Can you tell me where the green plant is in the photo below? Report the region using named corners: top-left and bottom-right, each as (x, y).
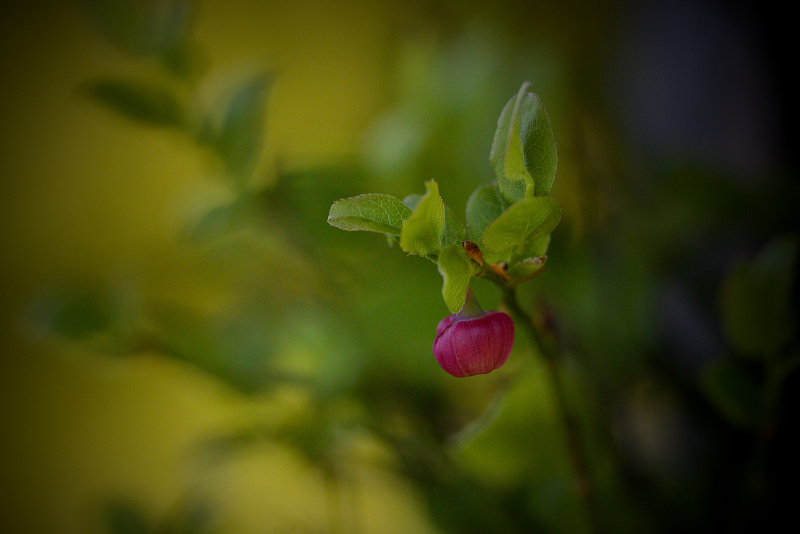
top-left (329, 82), bottom-right (604, 529)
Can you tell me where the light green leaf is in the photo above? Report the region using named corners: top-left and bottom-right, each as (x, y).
top-left (406, 193), bottom-right (463, 247)
top-left (489, 82), bottom-right (557, 199)
top-left (442, 205), bottom-right (466, 247)
top-left (400, 180), bottom-right (445, 257)
top-left (482, 197), bottom-right (561, 261)
top-left (327, 194), bottom-right (411, 235)
top-left (438, 245), bottom-right (480, 313)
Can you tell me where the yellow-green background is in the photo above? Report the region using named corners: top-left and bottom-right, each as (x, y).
top-left (0, 1), bottom-right (428, 531)
top-left (2, 0), bottom-right (795, 532)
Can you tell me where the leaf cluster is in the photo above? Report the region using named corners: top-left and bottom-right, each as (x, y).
top-left (329, 82), bottom-right (561, 312)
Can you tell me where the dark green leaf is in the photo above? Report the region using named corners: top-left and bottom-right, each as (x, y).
top-left (519, 91), bottom-right (558, 196)
top-left (103, 499), bottom-right (152, 534)
top-left (199, 71), bottom-right (273, 184)
top-left (327, 194), bottom-right (411, 235)
top-left (81, 79), bottom-right (185, 127)
top-left (78, 0), bottom-right (195, 57)
top-left (700, 358), bottom-right (763, 428)
top-left (105, 500), bottom-right (155, 534)
top-left (719, 235), bottom-right (797, 357)
top-left (29, 284), bottom-right (112, 340)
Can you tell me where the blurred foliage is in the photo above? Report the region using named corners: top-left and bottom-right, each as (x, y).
top-left (14, 0), bottom-right (799, 533)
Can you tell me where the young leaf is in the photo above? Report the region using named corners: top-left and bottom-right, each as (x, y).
top-left (490, 90), bottom-right (527, 203)
top-left (482, 197), bottom-right (561, 261)
top-left (519, 91), bottom-right (558, 196)
top-left (400, 180), bottom-right (445, 257)
top-left (405, 193), bottom-right (463, 247)
top-left (465, 182), bottom-right (510, 261)
top-left (327, 194), bottom-right (411, 235)
top-left (438, 245), bottom-right (479, 313)
top-left (490, 82), bottom-right (557, 199)
top-left (506, 256), bottom-right (547, 282)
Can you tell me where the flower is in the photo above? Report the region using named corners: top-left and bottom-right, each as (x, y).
top-left (432, 289), bottom-right (515, 377)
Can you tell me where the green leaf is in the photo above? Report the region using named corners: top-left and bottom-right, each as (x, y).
top-left (327, 194), bottom-right (411, 235)
top-left (465, 182), bottom-right (511, 262)
top-left (482, 197), bottom-right (561, 262)
top-left (198, 71), bottom-right (273, 184)
top-left (29, 284), bottom-right (113, 341)
top-left (78, 0), bottom-right (195, 57)
top-left (403, 194), bottom-right (422, 210)
top-left (506, 256), bottom-right (547, 281)
top-left (438, 245), bottom-right (480, 313)
top-left (442, 206), bottom-right (466, 247)
top-left (406, 193), bottom-right (464, 247)
top-left (81, 78), bottom-right (185, 127)
top-left (400, 180), bottom-right (445, 257)
top-left (103, 499), bottom-right (152, 534)
top-left (719, 235), bottom-right (797, 357)
top-left (489, 82), bottom-right (557, 199)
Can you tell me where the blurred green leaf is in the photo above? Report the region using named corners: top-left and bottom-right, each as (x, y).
top-left (328, 193), bottom-right (411, 235)
top-left (199, 71), bottom-right (273, 185)
top-left (400, 180), bottom-right (445, 257)
top-left (148, 304), bottom-right (282, 394)
top-left (403, 193), bottom-right (422, 210)
top-left (482, 197), bottom-right (561, 262)
top-left (700, 358), bottom-right (763, 428)
top-left (719, 235), bottom-right (797, 357)
top-left (81, 78), bottom-right (185, 127)
top-left (438, 244), bottom-right (480, 313)
top-left (489, 83), bottom-right (557, 200)
top-left (29, 284), bottom-right (113, 340)
top-left (103, 499), bottom-right (152, 534)
top-left (78, 0), bottom-right (195, 58)
top-left (506, 254), bottom-right (547, 282)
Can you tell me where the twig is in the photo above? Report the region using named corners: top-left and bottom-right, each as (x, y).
top-left (502, 288), bottom-right (604, 534)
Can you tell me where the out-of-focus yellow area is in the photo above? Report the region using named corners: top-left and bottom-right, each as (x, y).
top-left (0, 1), bottom-right (434, 532)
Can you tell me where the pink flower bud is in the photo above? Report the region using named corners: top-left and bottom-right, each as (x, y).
top-left (432, 309), bottom-right (515, 377)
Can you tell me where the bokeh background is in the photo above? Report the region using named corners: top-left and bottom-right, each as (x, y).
top-left (1, 0), bottom-right (797, 533)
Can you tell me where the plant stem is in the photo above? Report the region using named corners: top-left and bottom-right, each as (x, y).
top-left (502, 288), bottom-right (604, 534)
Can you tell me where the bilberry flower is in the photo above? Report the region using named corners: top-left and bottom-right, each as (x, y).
top-left (432, 288), bottom-right (514, 377)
